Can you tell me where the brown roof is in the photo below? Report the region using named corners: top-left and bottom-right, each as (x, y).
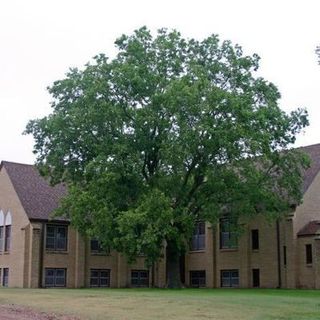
top-left (297, 220), bottom-right (320, 237)
top-left (298, 143), bottom-right (320, 193)
top-left (1, 143), bottom-right (320, 222)
top-left (0, 161), bottom-right (67, 221)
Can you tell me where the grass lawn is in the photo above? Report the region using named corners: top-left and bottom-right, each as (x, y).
top-left (0, 288), bottom-right (319, 320)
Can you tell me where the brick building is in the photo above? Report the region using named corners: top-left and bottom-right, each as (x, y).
top-left (0, 144), bottom-right (319, 289)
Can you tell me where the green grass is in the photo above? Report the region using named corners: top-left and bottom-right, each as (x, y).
top-left (0, 288), bottom-right (319, 320)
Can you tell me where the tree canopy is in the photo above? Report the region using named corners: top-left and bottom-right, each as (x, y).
top-left (26, 27), bottom-right (309, 287)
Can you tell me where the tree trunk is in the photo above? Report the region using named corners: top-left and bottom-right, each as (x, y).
top-left (166, 241), bottom-right (182, 288)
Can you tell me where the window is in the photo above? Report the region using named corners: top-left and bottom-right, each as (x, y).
top-left (283, 246), bottom-right (287, 266)
top-left (46, 225), bottom-right (68, 251)
top-left (4, 212), bottom-right (11, 252)
top-left (251, 229), bottom-right (259, 250)
top-left (4, 225), bottom-right (11, 252)
top-left (0, 226), bottom-right (3, 252)
top-left (221, 270), bottom-right (239, 287)
top-left (90, 239), bottom-right (108, 254)
top-left (190, 270), bottom-right (206, 288)
top-left (0, 211), bottom-right (4, 252)
top-left (252, 269), bottom-right (260, 288)
top-left (45, 268), bottom-right (66, 287)
top-left (306, 244), bottom-right (313, 264)
top-left (220, 218), bottom-right (237, 249)
top-left (191, 222), bottom-right (205, 251)
top-left (90, 269), bottom-right (110, 287)
top-left (131, 270), bottom-right (149, 287)
top-left (2, 268), bottom-right (9, 287)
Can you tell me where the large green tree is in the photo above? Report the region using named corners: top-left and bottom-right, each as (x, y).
top-left (26, 27), bottom-right (309, 287)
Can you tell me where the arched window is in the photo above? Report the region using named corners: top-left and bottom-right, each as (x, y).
top-left (4, 211), bottom-right (12, 252)
top-left (0, 210), bottom-right (4, 252)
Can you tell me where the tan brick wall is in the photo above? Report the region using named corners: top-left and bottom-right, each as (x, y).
top-left (2, 163), bottom-right (320, 289)
top-left (0, 167), bottom-right (30, 287)
top-left (185, 223), bottom-right (214, 288)
top-left (293, 171), bottom-right (320, 236)
top-left (296, 236), bottom-right (318, 288)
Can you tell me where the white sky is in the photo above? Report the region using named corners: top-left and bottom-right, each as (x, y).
top-left (0, 0), bottom-right (319, 164)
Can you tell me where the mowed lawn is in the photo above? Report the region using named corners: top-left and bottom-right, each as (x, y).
top-left (0, 288), bottom-right (319, 320)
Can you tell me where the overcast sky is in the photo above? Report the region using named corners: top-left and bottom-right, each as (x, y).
top-left (1, 0), bottom-right (319, 164)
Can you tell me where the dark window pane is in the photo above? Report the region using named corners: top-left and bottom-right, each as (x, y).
top-left (220, 218), bottom-right (238, 249)
top-left (5, 225), bottom-right (11, 251)
top-left (306, 244), bottom-right (313, 264)
top-left (190, 271), bottom-right (206, 288)
top-left (131, 270), bottom-right (149, 287)
top-left (221, 270), bottom-right (239, 288)
top-left (45, 269), bottom-right (54, 277)
top-left (45, 269), bottom-right (66, 287)
top-left (91, 239), bottom-right (100, 251)
top-left (90, 269), bottom-right (110, 288)
top-left (56, 269), bottom-right (65, 277)
top-left (252, 269), bottom-right (260, 287)
top-left (46, 225), bottom-right (68, 251)
top-left (46, 226), bottom-right (55, 237)
top-left (3, 268), bottom-right (9, 287)
top-left (90, 278), bottom-right (99, 286)
top-left (251, 229), bottom-right (259, 250)
top-left (91, 270), bottom-right (99, 278)
top-left (283, 246), bottom-right (287, 266)
top-left (191, 222), bottom-right (206, 251)
top-left (0, 226), bottom-right (4, 252)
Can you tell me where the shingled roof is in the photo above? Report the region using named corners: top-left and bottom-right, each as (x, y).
top-left (1, 143), bottom-right (320, 222)
top-left (1, 161), bottom-right (67, 221)
top-left (297, 220), bottom-right (320, 237)
top-left (299, 143), bottom-right (320, 193)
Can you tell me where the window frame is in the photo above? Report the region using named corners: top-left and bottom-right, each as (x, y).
top-left (190, 270), bottom-right (206, 288)
top-left (2, 268), bottom-right (9, 287)
top-left (220, 269), bottom-right (239, 288)
top-left (90, 239), bottom-right (109, 255)
top-left (191, 221), bottom-right (206, 251)
top-left (131, 270), bottom-right (149, 288)
top-left (4, 225), bottom-right (11, 252)
top-left (252, 268), bottom-right (260, 288)
top-left (90, 269), bottom-right (110, 287)
top-left (44, 268), bottom-right (67, 287)
top-left (251, 229), bottom-right (259, 250)
top-left (306, 244), bottom-right (313, 265)
top-left (45, 224), bottom-right (68, 251)
top-left (0, 226), bottom-right (4, 252)
top-left (220, 218), bottom-right (238, 249)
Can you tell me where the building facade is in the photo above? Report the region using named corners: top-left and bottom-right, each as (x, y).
top-left (0, 144), bottom-right (320, 289)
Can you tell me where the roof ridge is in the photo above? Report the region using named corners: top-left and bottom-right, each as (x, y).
top-left (1, 160), bottom-right (34, 167)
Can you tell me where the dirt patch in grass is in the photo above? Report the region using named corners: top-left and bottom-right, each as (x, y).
top-left (0, 304), bottom-right (79, 320)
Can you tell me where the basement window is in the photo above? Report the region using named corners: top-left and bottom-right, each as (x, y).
top-left (90, 269), bottom-right (110, 287)
top-left (45, 268), bottom-right (66, 287)
top-left (131, 270), bottom-right (149, 287)
top-left (221, 270), bottom-right (239, 288)
top-left (2, 268), bottom-right (8, 287)
top-left (190, 270), bottom-right (206, 288)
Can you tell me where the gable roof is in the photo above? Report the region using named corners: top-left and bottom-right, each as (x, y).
top-left (297, 220), bottom-right (320, 237)
top-left (0, 161), bottom-right (67, 221)
top-left (298, 143), bottom-right (320, 193)
top-left (1, 143), bottom-right (320, 222)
